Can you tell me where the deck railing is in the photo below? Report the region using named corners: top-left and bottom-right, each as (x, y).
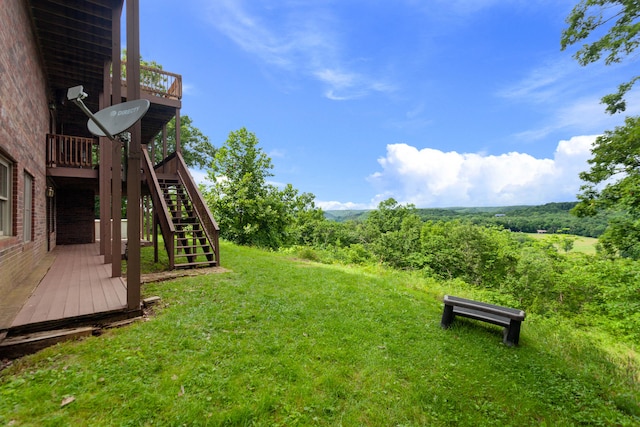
top-left (119, 64), bottom-right (182, 100)
top-left (46, 134), bottom-right (98, 168)
top-left (142, 148), bottom-right (176, 269)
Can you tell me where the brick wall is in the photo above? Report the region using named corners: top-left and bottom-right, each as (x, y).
top-left (0, 0), bottom-right (50, 294)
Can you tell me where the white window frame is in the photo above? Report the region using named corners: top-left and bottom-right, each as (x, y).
top-left (0, 156), bottom-right (11, 237)
top-left (24, 172), bottom-right (33, 242)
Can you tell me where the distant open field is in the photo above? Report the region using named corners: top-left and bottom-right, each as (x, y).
top-left (526, 233), bottom-right (598, 255)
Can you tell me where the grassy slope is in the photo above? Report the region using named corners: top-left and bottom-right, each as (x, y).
top-left (1, 242), bottom-right (638, 426)
top-left (527, 233), bottom-right (599, 255)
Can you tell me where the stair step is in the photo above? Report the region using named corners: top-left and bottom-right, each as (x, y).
top-left (175, 255), bottom-right (215, 262)
top-left (178, 237), bottom-right (207, 242)
top-left (175, 251), bottom-right (215, 257)
top-left (175, 261), bottom-right (217, 269)
top-left (175, 253), bottom-right (214, 259)
top-left (176, 243), bottom-right (211, 249)
top-left (175, 242), bottom-right (209, 247)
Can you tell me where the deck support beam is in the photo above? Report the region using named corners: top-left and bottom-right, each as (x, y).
top-left (126, 0), bottom-right (142, 311)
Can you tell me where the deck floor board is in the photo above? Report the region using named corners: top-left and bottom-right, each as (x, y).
top-left (11, 244), bottom-right (127, 327)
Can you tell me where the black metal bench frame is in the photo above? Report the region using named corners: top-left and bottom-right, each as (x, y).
top-left (440, 295), bottom-right (526, 346)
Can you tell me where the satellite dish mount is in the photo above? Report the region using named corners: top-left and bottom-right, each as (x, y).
top-left (67, 85), bottom-right (150, 142)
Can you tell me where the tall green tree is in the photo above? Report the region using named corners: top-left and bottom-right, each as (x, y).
top-left (572, 116), bottom-right (640, 258)
top-left (205, 127), bottom-right (322, 249)
top-left (361, 198), bottom-right (424, 268)
top-left (121, 49), bottom-right (167, 91)
top-left (150, 116), bottom-right (215, 169)
top-left (563, 1), bottom-right (640, 257)
top-left (561, 0), bottom-right (640, 114)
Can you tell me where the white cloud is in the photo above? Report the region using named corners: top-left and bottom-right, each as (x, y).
top-left (203, 0), bottom-right (394, 100)
top-left (499, 53), bottom-right (640, 142)
top-left (316, 200), bottom-right (371, 211)
top-left (204, 0), bottom-right (293, 68)
top-left (315, 68), bottom-right (357, 88)
top-left (187, 168), bottom-right (212, 187)
top-left (438, 0), bottom-right (506, 14)
top-left (513, 93), bottom-right (640, 142)
top-left (269, 148), bottom-right (286, 159)
top-left (181, 81), bottom-right (196, 97)
top-left (497, 59), bottom-right (575, 104)
top-left (368, 136), bottom-right (596, 207)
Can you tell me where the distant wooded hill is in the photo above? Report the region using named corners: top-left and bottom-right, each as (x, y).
top-left (325, 202), bottom-right (610, 237)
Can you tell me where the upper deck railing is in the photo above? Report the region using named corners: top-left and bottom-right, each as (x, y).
top-left (119, 64), bottom-right (182, 100)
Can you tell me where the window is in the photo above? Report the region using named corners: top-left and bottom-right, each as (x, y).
top-left (0, 156), bottom-right (11, 237)
top-left (24, 172), bottom-right (33, 242)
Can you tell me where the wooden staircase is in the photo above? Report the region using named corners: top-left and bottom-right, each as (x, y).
top-left (142, 149), bottom-right (220, 270)
top-left (158, 178), bottom-right (217, 268)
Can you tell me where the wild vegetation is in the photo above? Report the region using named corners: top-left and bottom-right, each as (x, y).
top-left (282, 200), bottom-right (640, 346)
top-left (327, 202), bottom-right (611, 237)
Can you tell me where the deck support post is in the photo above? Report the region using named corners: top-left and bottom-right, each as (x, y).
top-left (100, 61), bottom-right (112, 263)
top-left (111, 2), bottom-right (122, 278)
top-left (126, 0), bottom-right (141, 311)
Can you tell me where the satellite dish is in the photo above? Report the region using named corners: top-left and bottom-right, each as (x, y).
top-left (87, 99), bottom-right (150, 137)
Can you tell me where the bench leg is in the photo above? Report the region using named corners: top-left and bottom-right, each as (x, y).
top-left (441, 304), bottom-right (455, 329)
top-left (503, 320), bottom-right (522, 346)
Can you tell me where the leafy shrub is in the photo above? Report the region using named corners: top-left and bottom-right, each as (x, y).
top-left (343, 243), bottom-right (375, 265)
top-left (420, 220), bottom-right (519, 287)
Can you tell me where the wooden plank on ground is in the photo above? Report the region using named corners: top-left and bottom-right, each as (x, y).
top-left (0, 327), bottom-right (94, 359)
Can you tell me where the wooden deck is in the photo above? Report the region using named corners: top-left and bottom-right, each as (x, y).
top-left (10, 243), bottom-right (127, 329)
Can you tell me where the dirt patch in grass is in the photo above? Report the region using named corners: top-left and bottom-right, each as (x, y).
top-left (140, 266), bottom-right (231, 284)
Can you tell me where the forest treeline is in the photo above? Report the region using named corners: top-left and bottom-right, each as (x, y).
top-left (326, 201), bottom-right (611, 237)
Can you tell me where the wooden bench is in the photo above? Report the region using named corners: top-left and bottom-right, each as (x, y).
top-left (440, 295), bottom-right (526, 346)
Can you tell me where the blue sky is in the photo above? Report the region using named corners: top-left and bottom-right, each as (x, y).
top-left (138, 0), bottom-right (640, 209)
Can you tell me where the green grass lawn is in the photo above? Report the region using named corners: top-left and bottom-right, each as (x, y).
top-left (1, 241), bottom-right (638, 426)
top-left (571, 235), bottom-right (599, 254)
top-left (526, 232), bottom-right (599, 255)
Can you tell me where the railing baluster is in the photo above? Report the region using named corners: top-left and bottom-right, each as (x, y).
top-left (46, 134), bottom-right (97, 169)
top-left (71, 137), bottom-right (76, 166)
top-left (118, 63), bottom-right (182, 100)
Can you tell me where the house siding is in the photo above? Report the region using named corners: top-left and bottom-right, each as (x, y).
top-left (57, 189), bottom-right (95, 245)
top-left (0, 0), bottom-right (50, 293)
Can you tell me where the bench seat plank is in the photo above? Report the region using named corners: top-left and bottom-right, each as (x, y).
top-left (445, 295), bottom-right (525, 320)
top-left (452, 306), bottom-right (511, 328)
